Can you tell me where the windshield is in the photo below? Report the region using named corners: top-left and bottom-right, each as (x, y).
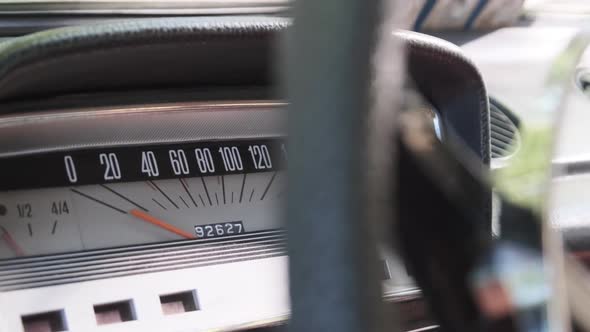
top-left (526, 0), bottom-right (590, 13)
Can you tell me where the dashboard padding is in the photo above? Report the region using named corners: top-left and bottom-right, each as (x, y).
top-left (0, 17), bottom-right (287, 101)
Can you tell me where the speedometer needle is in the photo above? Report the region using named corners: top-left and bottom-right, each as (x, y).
top-left (129, 209), bottom-right (195, 239)
top-left (0, 226), bottom-right (24, 256)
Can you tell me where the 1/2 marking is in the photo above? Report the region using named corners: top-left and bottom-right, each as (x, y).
top-left (17, 203), bottom-right (32, 218)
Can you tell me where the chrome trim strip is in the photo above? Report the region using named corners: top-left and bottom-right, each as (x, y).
top-left (407, 326), bottom-right (439, 332)
top-left (0, 231), bottom-right (287, 291)
top-left (0, 229), bottom-right (284, 266)
top-left (0, 100), bottom-right (286, 157)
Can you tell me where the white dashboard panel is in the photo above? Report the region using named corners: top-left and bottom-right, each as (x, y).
top-left (0, 256), bottom-right (290, 332)
top-left (0, 253), bottom-right (417, 332)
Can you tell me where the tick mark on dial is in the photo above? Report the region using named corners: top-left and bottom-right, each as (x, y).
top-left (260, 172), bottom-right (277, 201)
top-left (198, 194), bottom-right (206, 207)
top-left (200, 178), bottom-right (213, 206)
top-left (249, 189), bottom-right (255, 202)
top-left (179, 196), bottom-right (190, 208)
top-left (239, 174), bottom-right (247, 203)
top-left (100, 184), bottom-right (148, 212)
top-left (146, 181), bottom-right (158, 191)
top-left (27, 223), bottom-right (33, 237)
top-left (70, 188), bottom-right (127, 214)
top-left (214, 193), bottom-right (219, 206)
top-left (150, 181), bottom-right (179, 209)
top-left (179, 179), bottom-right (198, 208)
top-left (152, 198), bottom-right (167, 210)
top-left (51, 220), bottom-right (58, 235)
top-left (221, 176), bottom-right (226, 205)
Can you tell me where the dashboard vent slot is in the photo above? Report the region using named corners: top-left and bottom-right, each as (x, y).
top-left (490, 100), bottom-right (520, 159)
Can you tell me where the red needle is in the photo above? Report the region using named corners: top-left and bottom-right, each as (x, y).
top-left (129, 209), bottom-right (195, 239)
top-left (0, 226), bottom-right (24, 256)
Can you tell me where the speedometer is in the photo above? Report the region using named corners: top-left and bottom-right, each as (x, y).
top-left (0, 139), bottom-right (285, 259)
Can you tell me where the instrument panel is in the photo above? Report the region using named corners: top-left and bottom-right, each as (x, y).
top-left (0, 139), bottom-right (285, 259)
top-left (0, 15), bottom-right (491, 330)
top-left (0, 101), bottom-right (418, 332)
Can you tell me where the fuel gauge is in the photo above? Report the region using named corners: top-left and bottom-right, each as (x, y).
top-left (0, 188), bottom-right (83, 259)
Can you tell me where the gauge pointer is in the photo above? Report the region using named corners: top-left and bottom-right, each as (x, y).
top-left (129, 209), bottom-right (195, 239)
top-left (0, 226), bottom-right (24, 256)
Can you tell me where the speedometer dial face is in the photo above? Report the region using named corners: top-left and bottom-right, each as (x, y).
top-left (0, 172), bottom-right (283, 259)
top-left (0, 139), bottom-right (285, 259)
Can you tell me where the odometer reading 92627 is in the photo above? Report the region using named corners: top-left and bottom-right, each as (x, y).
top-left (0, 139), bottom-right (286, 259)
top-left (195, 221), bottom-right (245, 239)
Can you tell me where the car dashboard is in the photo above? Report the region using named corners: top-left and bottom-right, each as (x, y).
top-left (0, 16), bottom-right (520, 332)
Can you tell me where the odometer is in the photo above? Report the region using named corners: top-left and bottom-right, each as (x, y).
top-left (0, 139), bottom-right (286, 259)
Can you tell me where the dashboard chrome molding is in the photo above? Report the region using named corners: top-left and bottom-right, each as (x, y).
top-left (0, 230), bottom-right (286, 291)
top-left (0, 100), bottom-right (286, 157)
